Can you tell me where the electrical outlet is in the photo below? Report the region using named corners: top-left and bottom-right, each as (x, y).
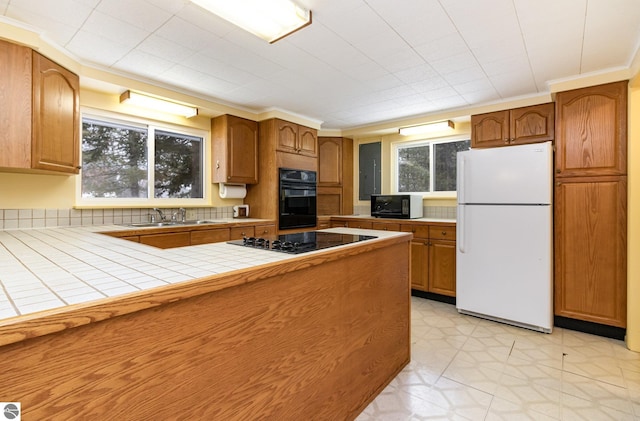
top-left (186, 209), bottom-right (197, 220)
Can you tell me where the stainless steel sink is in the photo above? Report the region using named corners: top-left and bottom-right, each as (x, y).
top-left (176, 220), bottom-right (225, 225)
top-left (127, 222), bottom-right (179, 227)
top-left (125, 220), bottom-right (224, 228)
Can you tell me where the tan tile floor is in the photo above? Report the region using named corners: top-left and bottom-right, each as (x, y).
top-left (356, 297), bottom-right (640, 420)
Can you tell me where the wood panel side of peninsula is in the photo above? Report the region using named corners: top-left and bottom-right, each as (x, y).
top-left (0, 236), bottom-right (411, 420)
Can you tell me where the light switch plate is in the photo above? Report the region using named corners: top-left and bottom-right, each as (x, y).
top-left (186, 209), bottom-right (197, 220)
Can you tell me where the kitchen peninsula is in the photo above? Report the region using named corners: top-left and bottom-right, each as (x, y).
top-left (0, 226), bottom-right (410, 420)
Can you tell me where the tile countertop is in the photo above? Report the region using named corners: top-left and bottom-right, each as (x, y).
top-left (0, 225), bottom-right (408, 322)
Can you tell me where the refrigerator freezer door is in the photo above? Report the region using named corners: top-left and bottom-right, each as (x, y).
top-left (457, 142), bottom-right (552, 205)
top-left (456, 204), bottom-right (553, 332)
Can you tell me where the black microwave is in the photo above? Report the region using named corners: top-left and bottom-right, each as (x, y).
top-left (371, 194), bottom-right (423, 219)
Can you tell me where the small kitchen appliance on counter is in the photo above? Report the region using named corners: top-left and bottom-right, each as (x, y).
top-left (233, 205), bottom-right (249, 218)
top-left (227, 231), bottom-right (376, 254)
top-left (371, 194), bottom-right (423, 219)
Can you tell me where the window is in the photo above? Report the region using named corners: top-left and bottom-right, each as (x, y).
top-left (80, 115), bottom-right (204, 203)
top-left (394, 137), bottom-right (470, 195)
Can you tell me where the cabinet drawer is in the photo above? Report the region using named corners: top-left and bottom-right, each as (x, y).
top-left (428, 226), bottom-right (456, 240)
top-left (346, 220), bottom-right (372, 229)
top-left (401, 224), bottom-right (429, 239)
top-left (230, 226), bottom-right (255, 240)
top-left (371, 222), bottom-right (400, 231)
top-left (191, 228), bottom-right (230, 245)
top-left (255, 224), bottom-right (276, 237)
top-left (140, 232), bottom-right (190, 249)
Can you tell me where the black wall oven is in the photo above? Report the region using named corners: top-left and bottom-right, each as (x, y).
top-left (279, 168), bottom-right (317, 230)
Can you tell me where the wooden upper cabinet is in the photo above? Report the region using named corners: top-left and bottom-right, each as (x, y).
top-left (0, 39), bottom-right (32, 170)
top-left (275, 119), bottom-right (317, 157)
top-left (555, 81), bottom-right (627, 177)
top-left (32, 52), bottom-right (80, 174)
top-left (318, 137), bottom-right (342, 186)
top-left (212, 114), bottom-right (258, 184)
top-left (470, 110), bottom-right (509, 148)
top-left (1, 41), bottom-right (80, 174)
top-left (298, 125), bottom-right (318, 156)
top-left (275, 119), bottom-right (298, 153)
top-left (471, 103), bottom-right (554, 148)
top-left (509, 103), bottom-right (555, 145)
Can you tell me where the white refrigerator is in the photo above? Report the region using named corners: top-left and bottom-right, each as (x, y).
top-left (456, 141), bottom-right (553, 333)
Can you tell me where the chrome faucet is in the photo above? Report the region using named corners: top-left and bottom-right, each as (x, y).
top-left (152, 208), bottom-right (166, 222)
top-left (171, 208), bottom-right (187, 223)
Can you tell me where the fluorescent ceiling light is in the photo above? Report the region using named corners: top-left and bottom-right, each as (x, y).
top-left (191, 0), bottom-right (312, 43)
top-left (120, 91), bottom-right (198, 118)
top-left (399, 120), bottom-right (455, 136)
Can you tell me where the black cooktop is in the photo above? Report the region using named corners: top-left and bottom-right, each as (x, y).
top-left (227, 231), bottom-right (377, 254)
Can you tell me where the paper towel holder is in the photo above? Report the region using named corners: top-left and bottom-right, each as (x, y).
top-left (219, 183), bottom-right (247, 199)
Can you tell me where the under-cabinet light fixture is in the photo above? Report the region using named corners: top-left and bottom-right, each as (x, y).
top-left (399, 120), bottom-right (455, 136)
top-left (119, 91), bottom-right (198, 118)
top-left (191, 0), bottom-right (312, 43)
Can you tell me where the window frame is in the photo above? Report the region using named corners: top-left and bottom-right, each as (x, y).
top-left (391, 134), bottom-right (470, 198)
top-left (76, 108), bottom-right (209, 207)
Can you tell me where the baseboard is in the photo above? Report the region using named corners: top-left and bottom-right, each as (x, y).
top-left (554, 316), bottom-right (626, 341)
top-left (411, 290), bottom-right (456, 305)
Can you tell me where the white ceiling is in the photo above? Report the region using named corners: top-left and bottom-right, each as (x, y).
top-left (2, 0), bottom-right (640, 130)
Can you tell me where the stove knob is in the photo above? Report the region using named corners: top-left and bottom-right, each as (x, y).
top-left (272, 240), bottom-right (282, 250)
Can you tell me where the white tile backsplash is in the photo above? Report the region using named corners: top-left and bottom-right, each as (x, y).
top-left (0, 207), bottom-right (235, 229)
top-left (354, 204), bottom-right (456, 219)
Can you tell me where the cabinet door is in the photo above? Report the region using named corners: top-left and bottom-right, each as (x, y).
top-left (297, 125), bottom-right (317, 157)
top-left (318, 137), bottom-right (342, 186)
top-left (212, 115), bottom-right (258, 184)
top-left (429, 240), bottom-right (456, 297)
top-left (140, 232), bottom-right (190, 249)
top-left (32, 52), bottom-right (80, 174)
top-left (275, 119), bottom-right (299, 154)
top-left (410, 239), bottom-right (429, 291)
top-left (317, 186), bottom-right (342, 216)
top-left (554, 177), bottom-right (627, 327)
top-left (555, 81), bottom-right (627, 177)
top-left (470, 110), bottom-right (509, 148)
top-left (0, 39), bottom-right (32, 169)
top-left (510, 103), bottom-right (555, 145)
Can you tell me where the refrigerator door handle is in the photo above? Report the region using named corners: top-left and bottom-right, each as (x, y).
top-left (458, 206), bottom-right (465, 253)
top-left (458, 156), bottom-right (465, 204)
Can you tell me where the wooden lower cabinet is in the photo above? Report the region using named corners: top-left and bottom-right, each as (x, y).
top-left (328, 218), bottom-right (456, 297)
top-left (554, 176), bottom-right (627, 327)
top-left (111, 221), bottom-right (276, 248)
top-left (401, 223), bottom-right (456, 296)
top-left (139, 232), bottom-right (190, 249)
